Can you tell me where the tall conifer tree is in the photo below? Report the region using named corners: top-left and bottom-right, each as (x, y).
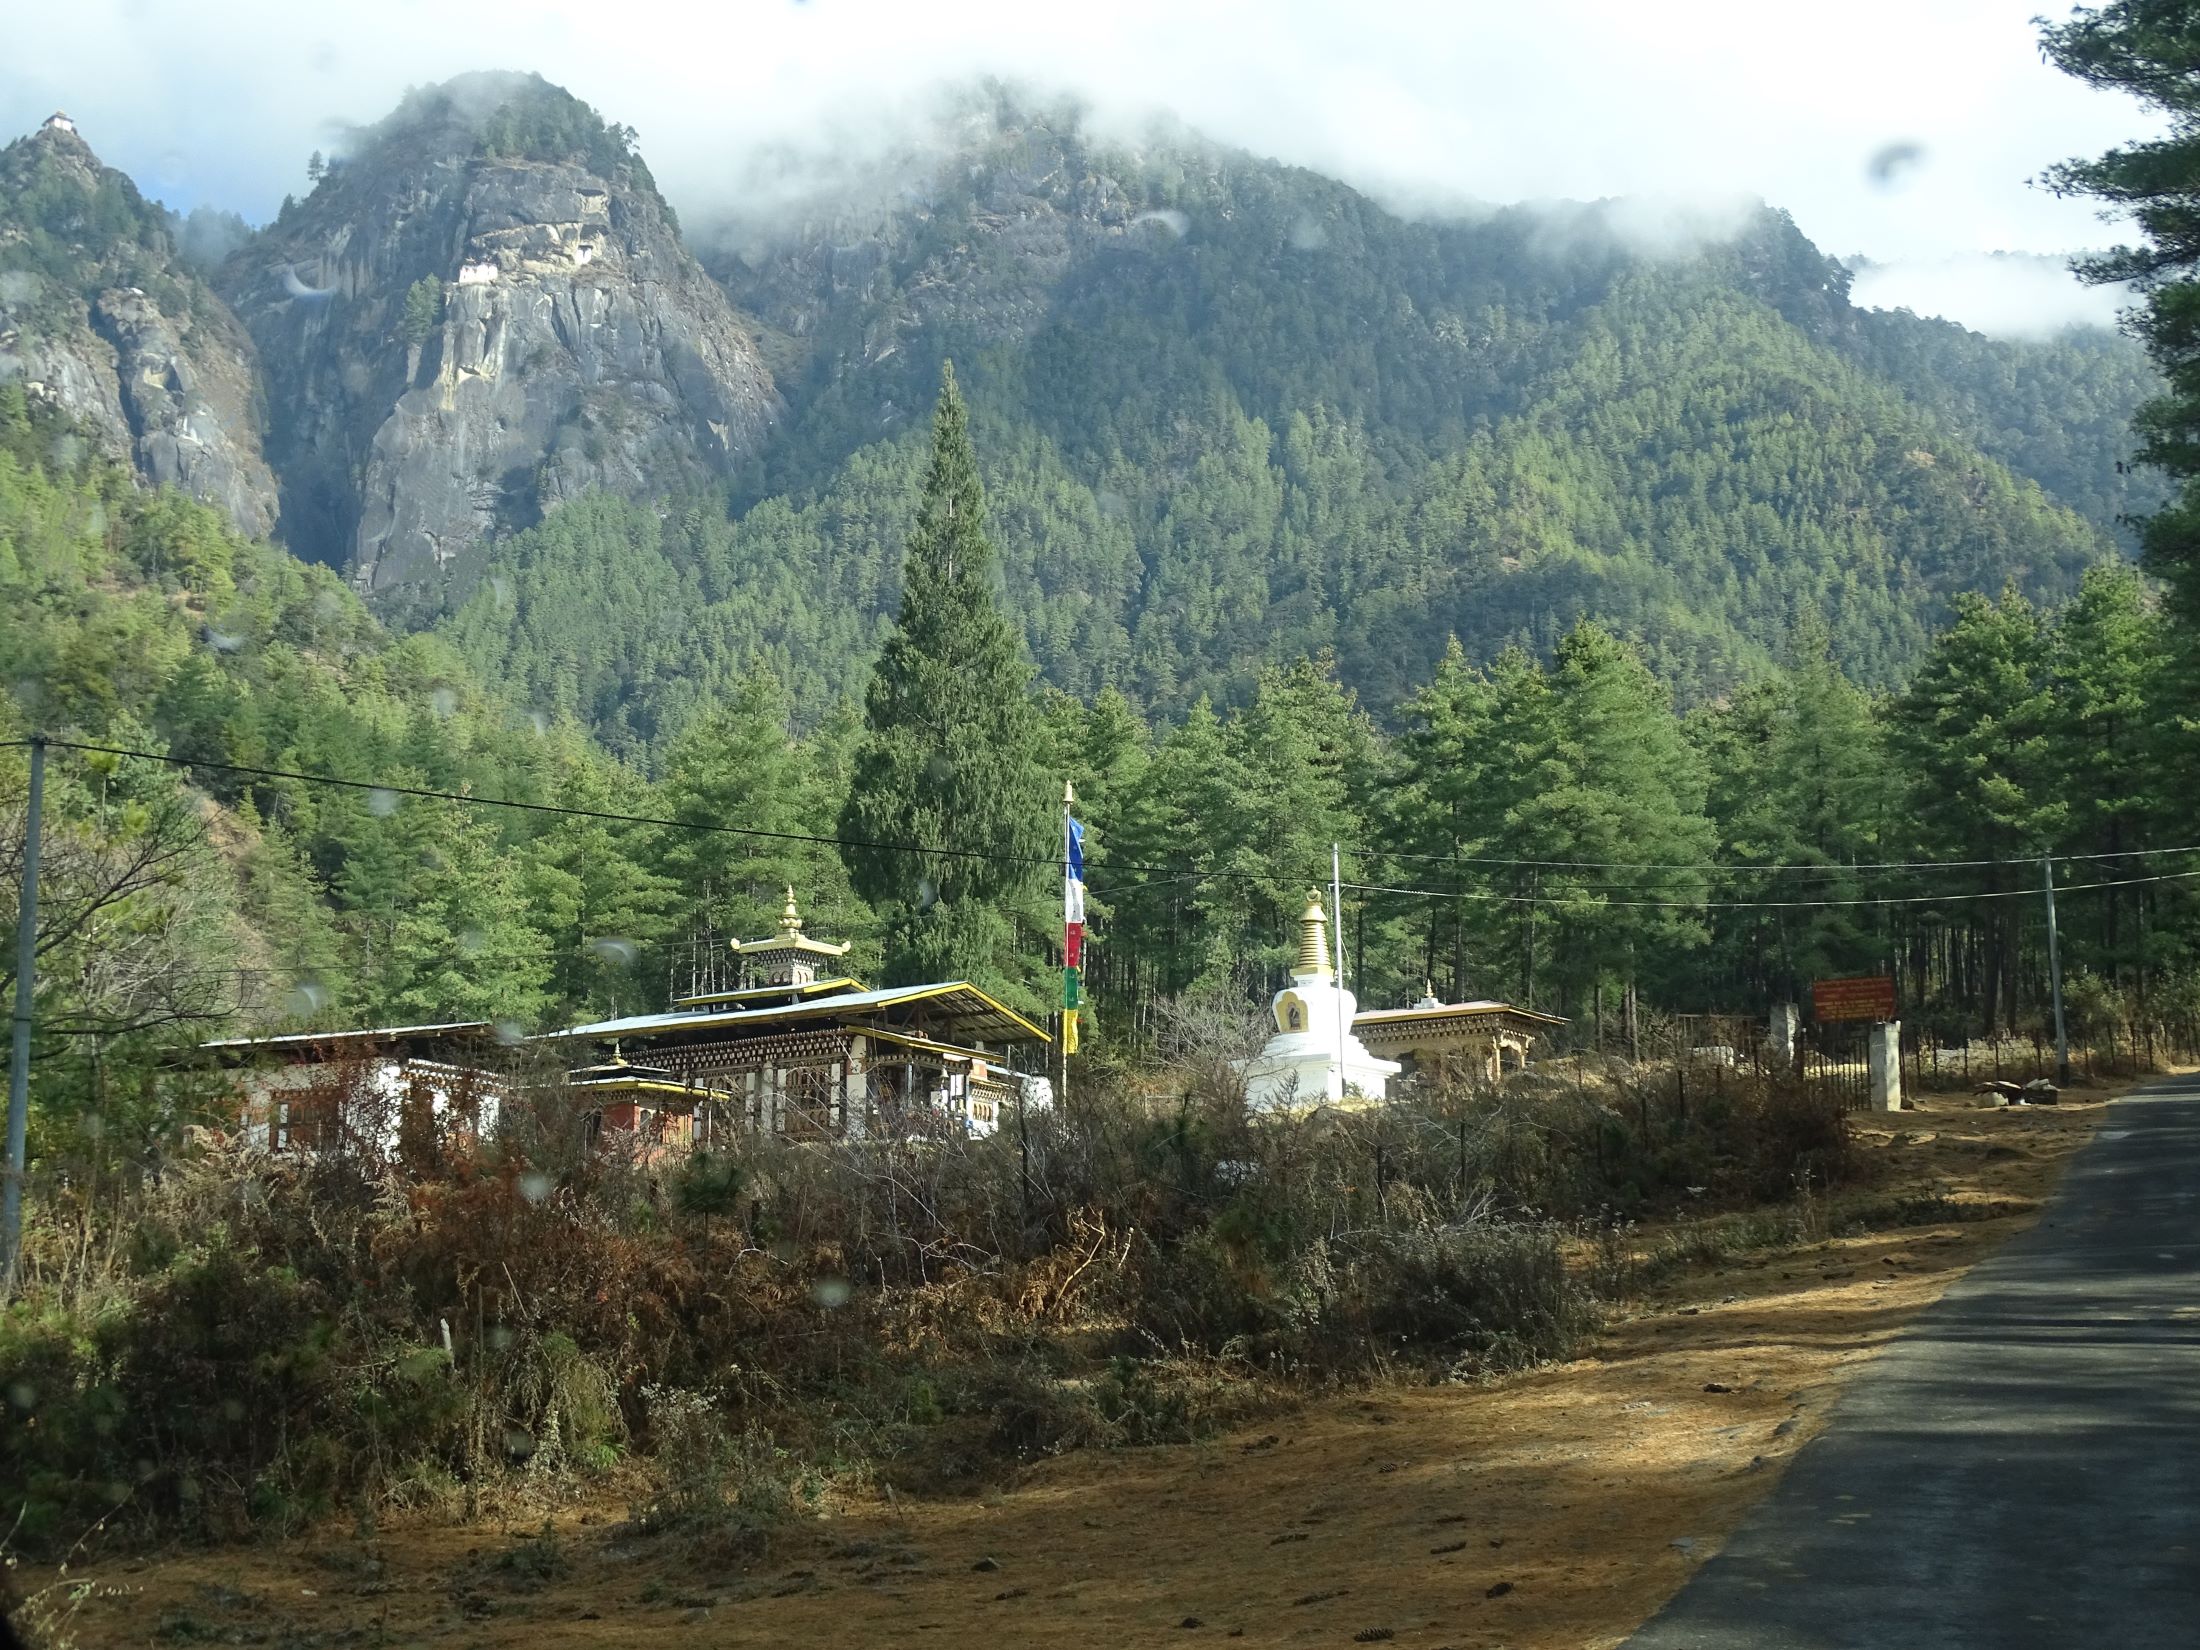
top-left (841, 364), bottom-right (1051, 998)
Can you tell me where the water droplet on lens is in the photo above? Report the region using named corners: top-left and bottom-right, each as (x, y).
top-left (588, 936), bottom-right (636, 965)
top-left (810, 1277), bottom-right (851, 1309)
top-left (1866, 140), bottom-right (1926, 189)
top-left (367, 788), bottom-right (399, 817)
top-left (283, 980), bottom-right (330, 1019)
top-left (519, 1170), bottom-right (553, 1203)
top-left (7, 1381), bottom-right (36, 1411)
top-left (495, 1021), bottom-right (527, 1046)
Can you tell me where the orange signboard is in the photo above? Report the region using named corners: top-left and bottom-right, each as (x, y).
top-left (1812, 975), bottom-right (1896, 1023)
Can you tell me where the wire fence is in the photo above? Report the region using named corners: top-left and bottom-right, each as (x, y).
top-left (1533, 1003), bottom-right (2200, 1115)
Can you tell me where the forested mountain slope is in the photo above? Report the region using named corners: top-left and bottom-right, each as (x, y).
top-left (439, 97), bottom-right (2149, 753)
top-left (0, 84), bottom-right (2163, 753)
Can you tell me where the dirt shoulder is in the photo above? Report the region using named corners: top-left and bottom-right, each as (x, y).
top-left (30, 1088), bottom-right (2117, 1650)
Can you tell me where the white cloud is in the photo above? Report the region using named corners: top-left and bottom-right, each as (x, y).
top-left (1849, 253), bottom-right (2131, 338)
top-left (0, 0), bottom-right (2163, 275)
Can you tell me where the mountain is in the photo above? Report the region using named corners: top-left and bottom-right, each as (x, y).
top-left (434, 94), bottom-right (2158, 750)
top-left (0, 113), bottom-right (279, 538)
top-left (2, 84), bottom-right (2162, 747)
top-left (216, 73), bottom-right (780, 596)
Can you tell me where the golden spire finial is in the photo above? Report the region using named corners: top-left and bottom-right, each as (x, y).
top-left (1296, 891), bottom-right (1333, 977)
top-left (779, 886), bottom-right (803, 936)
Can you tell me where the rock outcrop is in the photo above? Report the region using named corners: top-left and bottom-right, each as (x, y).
top-left (221, 74), bottom-right (779, 592)
top-left (708, 100), bottom-right (1150, 438)
top-left (0, 117), bottom-right (278, 537)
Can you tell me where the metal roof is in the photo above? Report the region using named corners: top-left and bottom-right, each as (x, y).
top-left (1355, 1001), bottom-right (1569, 1029)
top-left (673, 977), bottom-right (867, 1008)
top-left (550, 981), bottom-right (1049, 1047)
top-left (200, 1021), bottom-right (496, 1057)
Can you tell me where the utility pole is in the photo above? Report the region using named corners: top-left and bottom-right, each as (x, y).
top-left (1061, 781), bottom-right (1076, 1115)
top-left (4, 734), bottom-right (46, 1294)
top-left (2043, 855), bottom-right (2071, 1087)
top-left (1332, 842), bottom-right (1348, 1100)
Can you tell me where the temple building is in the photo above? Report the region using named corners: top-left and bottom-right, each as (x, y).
top-left (554, 891), bottom-right (1051, 1146)
top-left (203, 891), bottom-right (1052, 1156)
top-left (1240, 893), bottom-right (1403, 1108)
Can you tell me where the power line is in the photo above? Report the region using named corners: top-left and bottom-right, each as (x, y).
top-left (12, 736), bottom-right (1074, 872)
top-left (1361, 839), bottom-right (2200, 876)
top-left (1339, 868), bottom-right (2200, 912)
top-left (0, 737), bottom-right (1330, 896)
top-left (10, 736), bottom-right (2198, 912)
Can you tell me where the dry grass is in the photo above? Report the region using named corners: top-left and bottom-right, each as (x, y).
top-left (24, 1087), bottom-right (2116, 1650)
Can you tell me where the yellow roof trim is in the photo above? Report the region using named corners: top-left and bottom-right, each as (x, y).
top-left (855, 981), bottom-right (1052, 1044)
top-left (861, 1026), bottom-right (992, 1061)
top-left (573, 1077), bottom-right (711, 1099)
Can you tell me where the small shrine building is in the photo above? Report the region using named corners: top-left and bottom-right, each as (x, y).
top-left (1240, 893), bottom-right (1403, 1109)
top-left (1354, 989), bottom-right (1569, 1084)
top-left (1239, 893), bottom-right (1565, 1109)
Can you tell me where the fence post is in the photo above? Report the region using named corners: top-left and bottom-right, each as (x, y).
top-left (1769, 1002), bottom-right (1801, 1076)
top-left (1868, 1021), bottom-right (1903, 1113)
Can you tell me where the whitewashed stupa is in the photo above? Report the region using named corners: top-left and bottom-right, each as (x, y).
top-left (1240, 892), bottom-right (1401, 1109)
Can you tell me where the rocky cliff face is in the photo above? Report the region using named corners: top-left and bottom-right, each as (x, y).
top-left (709, 103), bottom-right (1150, 437)
top-left (0, 119), bottom-right (278, 538)
top-left (221, 75), bottom-right (779, 593)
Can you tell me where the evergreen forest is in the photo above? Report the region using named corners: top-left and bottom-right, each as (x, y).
top-left (7, 359), bottom-right (2199, 1176)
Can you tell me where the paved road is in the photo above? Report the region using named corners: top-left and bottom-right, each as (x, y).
top-left (1626, 1078), bottom-right (2200, 1650)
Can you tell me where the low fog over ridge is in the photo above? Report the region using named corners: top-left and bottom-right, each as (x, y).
top-left (1, 0), bottom-right (2159, 337)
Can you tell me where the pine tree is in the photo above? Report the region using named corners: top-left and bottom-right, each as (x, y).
top-left (2047, 563), bottom-right (2169, 978)
top-left (384, 803), bottom-right (552, 1029)
top-left (1225, 654), bottom-right (1382, 989)
top-left (840, 363), bottom-right (1052, 1000)
top-left (1478, 625), bottom-right (1715, 1014)
top-left (2041, 5), bottom-right (2200, 614)
top-left (1392, 637), bottom-right (1496, 1000)
top-left (521, 759), bottom-right (675, 1022)
top-left (1891, 589), bottom-right (2066, 1032)
top-left (1114, 698), bottom-right (1243, 995)
top-left (1697, 626), bottom-right (1892, 1006)
top-left (657, 668), bottom-right (810, 948)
